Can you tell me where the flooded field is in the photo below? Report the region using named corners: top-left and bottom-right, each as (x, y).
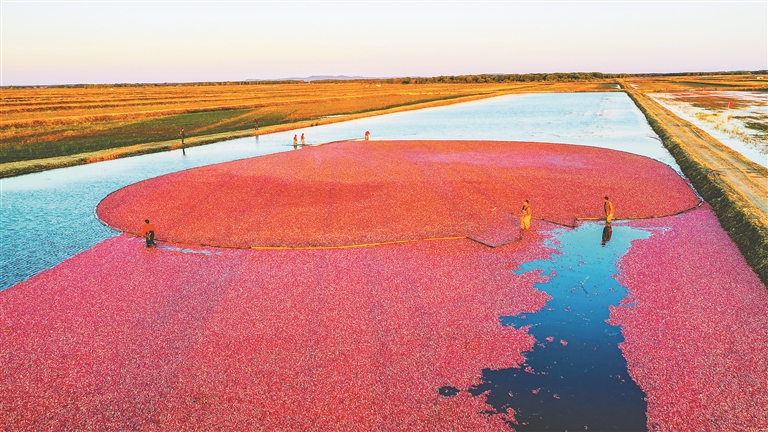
top-left (650, 91), bottom-right (767, 167)
top-left (2, 92), bottom-right (766, 430)
top-left (0, 92), bottom-right (673, 290)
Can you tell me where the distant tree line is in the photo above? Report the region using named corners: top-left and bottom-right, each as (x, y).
top-left (629, 70), bottom-right (767, 77)
top-left (316, 70), bottom-right (768, 84)
top-left (373, 72), bottom-right (612, 84)
top-left (6, 70), bottom-right (766, 89)
top-left (11, 80), bottom-right (303, 89)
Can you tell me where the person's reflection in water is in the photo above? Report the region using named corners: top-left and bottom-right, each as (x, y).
top-left (601, 223), bottom-right (613, 246)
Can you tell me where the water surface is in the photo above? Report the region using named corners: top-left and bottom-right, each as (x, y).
top-left (468, 222), bottom-right (649, 430)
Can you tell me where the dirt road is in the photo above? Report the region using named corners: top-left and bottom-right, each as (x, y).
top-left (628, 88), bottom-right (767, 221)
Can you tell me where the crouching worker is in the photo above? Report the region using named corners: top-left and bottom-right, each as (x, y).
top-left (140, 219), bottom-right (157, 248)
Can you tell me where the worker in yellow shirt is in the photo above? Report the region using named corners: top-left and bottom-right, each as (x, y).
top-left (140, 219), bottom-right (157, 248)
top-left (518, 199), bottom-right (532, 240)
top-left (604, 196), bottom-right (615, 224)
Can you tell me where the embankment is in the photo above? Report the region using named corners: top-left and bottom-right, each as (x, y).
top-left (625, 89), bottom-right (768, 286)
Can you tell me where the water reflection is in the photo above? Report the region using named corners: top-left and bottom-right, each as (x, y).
top-left (601, 224), bottom-right (613, 245)
top-left (1, 92), bottom-right (677, 290)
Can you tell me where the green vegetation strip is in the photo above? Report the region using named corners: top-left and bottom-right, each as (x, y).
top-left (626, 90), bottom-right (768, 286)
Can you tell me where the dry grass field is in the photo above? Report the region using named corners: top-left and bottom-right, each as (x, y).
top-left (4, 75), bottom-right (762, 178)
top-left (623, 73), bottom-right (768, 93)
top-left (1, 80), bottom-right (615, 176)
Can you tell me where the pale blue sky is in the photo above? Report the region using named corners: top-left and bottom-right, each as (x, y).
top-left (2, 1), bottom-right (766, 85)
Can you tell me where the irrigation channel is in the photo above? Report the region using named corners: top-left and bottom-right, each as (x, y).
top-left (2, 91), bottom-right (684, 428)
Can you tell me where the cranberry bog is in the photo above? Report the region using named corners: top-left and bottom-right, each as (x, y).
top-left (2, 140), bottom-right (766, 430)
top-left (96, 140), bottom-right (699, 248)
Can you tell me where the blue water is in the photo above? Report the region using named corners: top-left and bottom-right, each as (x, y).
top-left (0, 92), bottom-right (674, 290)
top-left (0, 138), bottom-right (290, 290)
top-left (463, 222), bottom-right (650, 430)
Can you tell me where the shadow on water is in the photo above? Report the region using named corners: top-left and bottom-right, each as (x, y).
top-left (462, 223), bottom-right (650, 430)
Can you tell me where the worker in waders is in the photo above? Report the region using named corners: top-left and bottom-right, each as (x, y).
top-left (518, 199), bottom-right (532, 240)
top-left (301, 133), bottom-right (305, 146)
top-left (604, 196), bottom-right (614, 224)
top-left (180, 128), bottom-right (186, 155)
top-left (140, 219), bottom-right (157, 248)
top-left (293, 135), bottom-right (298, 148)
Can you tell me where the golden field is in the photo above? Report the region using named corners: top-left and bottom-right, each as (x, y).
top-left (1, 80), bottom-right (616, 176)
top-left (2, 74), bottom-right (763, 178)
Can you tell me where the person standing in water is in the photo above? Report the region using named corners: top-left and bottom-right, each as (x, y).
top-left (364, 131), bottom-right (370, 141)
top-left (180, 128), bottom-right (186, 155)
top-left (301, 133), bottom-right (305, 146)
top-left (293, 135), bottom-right (298, 148)
top-left (604, 196), bottom-right (614, 224)
top-left (140, 219), bottom-right (157, 248)
top-left (518, 199), bottom-right (532, 240)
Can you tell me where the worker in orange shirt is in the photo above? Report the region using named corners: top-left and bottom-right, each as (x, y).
top-left (301, 133), bottom-right (305, 146)
top-left (364, 131), bottom-right (370, 141)
top-left (140, 219), bottom-right (157, 248)
top-left (604, 196), bottom-right (614, 224)
top-left (518, 199), bottom-right (532, 240)
top-left (293, 135), bottom-right (298, 148)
